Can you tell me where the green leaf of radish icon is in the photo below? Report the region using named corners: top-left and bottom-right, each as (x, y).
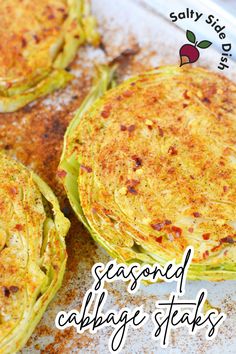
top-left (179, 44), bottom-right (200, 66)
top-left (197, 40), bottom-right (212, 49)
top-left (186, 30), bottom-right (196, 44)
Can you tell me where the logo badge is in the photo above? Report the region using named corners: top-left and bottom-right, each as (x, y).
top-left (179, 30), bottom-right (212, 66)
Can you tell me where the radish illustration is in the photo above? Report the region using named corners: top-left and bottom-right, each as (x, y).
top-left (179, 30), bottom-right (212, 66)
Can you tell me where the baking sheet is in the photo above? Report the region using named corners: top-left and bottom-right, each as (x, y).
top-left (2, 0), bottom-right (233, 352)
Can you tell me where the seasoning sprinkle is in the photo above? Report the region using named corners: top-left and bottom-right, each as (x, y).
top-left (202, 233), bottom-right (210, 240)
top-left (2, 286), bottom-right (10, 297)
top-left (151, 223), bottom-right (163, 231)
top-left (220, 236), bottom-right (234, 244)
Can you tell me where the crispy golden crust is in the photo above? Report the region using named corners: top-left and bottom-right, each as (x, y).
top-left (67, 66), bottom-right (236, 267)
top-left (0, 0), bottom-right (100, 112)
top-left (0, 0), bottom-right (67, 87)
top-left (0, 153), bottom-right (69, 353)
top-left (0, 56), bottom-right (97, 351)
top-left (0, 153), bottom-right (45, 346)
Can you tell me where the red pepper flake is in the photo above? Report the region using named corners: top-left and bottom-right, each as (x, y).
top-left (9, 186), bottom-right (17, 195)
top-left (220, 236), bottom-right (234, 244)
top-left (168, 167), bottom-right (175, 174)
top-left (127, 186), bottom-right (137, 195)
top-left (120, 124), bottom-right (127, 131)
top-left (190, 175), bottom-right (195, 180)
top-left (131, 155), bottom-right (142, 167)
top-left (57, 170), bottom-right (67, 178)
top-left (80, 165), bottom-right (92, 173)
top-left (48, 14), bottom-right (55, 19)
top-left (2, 286), bottom-right (10, 297)
top-left (223, 147), bottom-right (231, 156)
top-left (33, 34), bottom-right (40, 43)
top-left (223, 186), bottom-right (228, 193)
top-left (193, 212), bottom-right (201, 218)
top-left (101, 104), bottom-right (112, 118)
top-left (203, 97), bottom-right (211, 104)
top-left (103, 208), bottom-right (111, 215)
top-left (21, 37), bottom-right (27, 48)
top-left (158, 126), bottom-right (164, 137)
top-left (172, 226), bottom-right (182, 236)
top-left (126, 179), bottom-right (140, 189)
top-left (123, 90), bottom-right (133, 98)
top-left (188, 227), bottom-right (194, 233)
top-left (127, 124), bottom-right (136, 132)
top-left (168, 146), bottom-right (178, 155)
top-left (151, 223), bottom-right (163, 231)
top-left (219, 160), bottom-right (225, 166)
top-left (164, 220), bottom-right (172, 225)
top-left (211, 245), bottom-right (221, 252)
top-left (202, 233), bottom-right (210, 240)
top-left (15, 224), bottom-right (23, 231)
top-left (9, 286), bottom-right (19, 293)
top-left (183, 90), bottom-right (191, 99)
top-left (6, 82), bottom-right (12, 89)
top-left (203, 250), bottom-right (209, 259)
top-left (155, 236), bottom-right (163, 243)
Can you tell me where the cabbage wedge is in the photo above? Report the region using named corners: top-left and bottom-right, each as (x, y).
top-left (0, 0), bottom-right (100, 112)
top-left (0, 152), bottom-right (70, 354)
top-left (59, 65), bottom-right (236, 281)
